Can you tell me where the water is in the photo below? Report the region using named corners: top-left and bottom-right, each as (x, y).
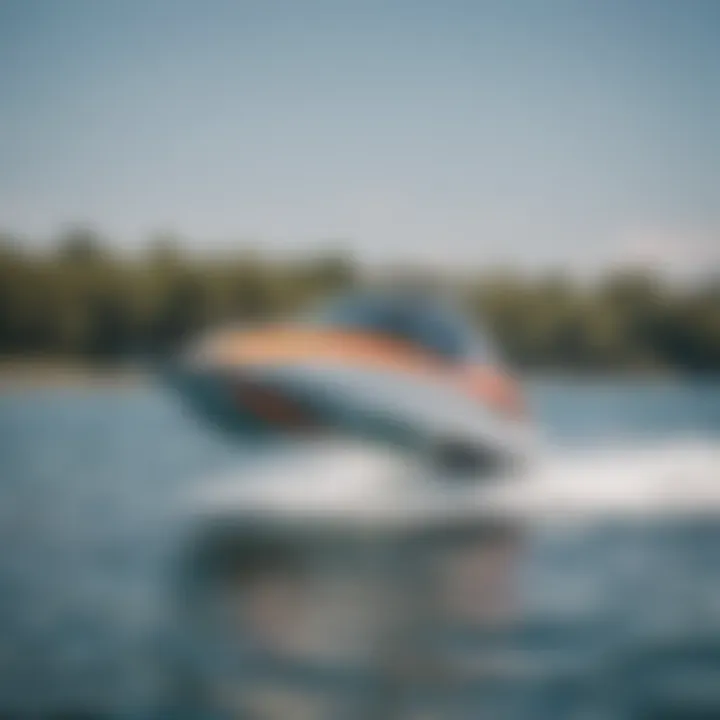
top-left (0, 379), bottom-right (719, 717)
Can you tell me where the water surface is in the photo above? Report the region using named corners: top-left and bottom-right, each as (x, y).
top-left (0, 379), bottom-right (719, 716)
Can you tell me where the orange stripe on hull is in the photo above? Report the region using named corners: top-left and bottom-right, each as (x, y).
top-left (460, 368), bottom-right (526, 420)
top-left (208, 327), bottom-right (447, 374)
top-left (204, 327), bottom-right (525, 419)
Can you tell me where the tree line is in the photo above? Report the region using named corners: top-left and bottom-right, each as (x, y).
top-left (0, 228), bottom-right (718, 373)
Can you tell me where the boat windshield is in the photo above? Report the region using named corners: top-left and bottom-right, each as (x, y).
top-left (307, 293), bottom-right (495, 362)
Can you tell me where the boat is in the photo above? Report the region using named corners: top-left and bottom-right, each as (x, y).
top-left (166, 289), bottom-right (535, 473)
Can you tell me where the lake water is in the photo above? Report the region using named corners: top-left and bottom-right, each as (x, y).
top-left (0, 379), bottom-right (719, 718)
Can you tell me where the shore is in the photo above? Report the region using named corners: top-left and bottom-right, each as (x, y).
top-left (0, 359), bottom-right (148, 389)
top-left (0, 358), bottom-right (707, 391)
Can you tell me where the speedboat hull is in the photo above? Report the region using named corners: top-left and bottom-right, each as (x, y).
top-left (165, 292), bottom-right (533, 469)
top-left (167, 354), bottom-right (534, 471)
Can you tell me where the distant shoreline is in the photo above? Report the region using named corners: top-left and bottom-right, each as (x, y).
top-left (0, 360), bottom-right (148, 389)
top-left (0, 358), bottom-right (715, 390)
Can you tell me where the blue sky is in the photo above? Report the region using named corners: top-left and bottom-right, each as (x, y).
top-left (1, 0), bottom-right (719, 274)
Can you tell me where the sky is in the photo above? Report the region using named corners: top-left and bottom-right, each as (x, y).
top-left (1, 0), bottom-right (719, 276)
